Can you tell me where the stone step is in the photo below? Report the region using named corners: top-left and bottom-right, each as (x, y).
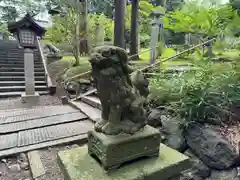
top-left (0, 55), bottom-right (40, 58)
top-left (0, 72), bottom-right (45, 76)
top-left (0, 67), bottom-right (45, 72)
top-left (0, 59), bottom-right (41, 62)
top-left (0, 55), bottom-right (24, 58)
top-left (0, 91), bottom-right (49, 98)
top-left (0, 53), bottom-right (40, 59)
top-left (0, 112), bottom-right (87, 134)
top-left (0, 64), bottom-right (43, 68)
top-left (0, 58), bottom-right (41, 61)
top-left (81, 96), bottom-right (102, 110)
top-left (0, 51), bottom-right (21, 53)
top-left (70, 101), bottom-right (101, 123)
top-left (0, 105), bottom-right (79, 121)
top-left (0, 62), bottom-right (43, 66)
top-left (0, 85), bottom-right (48, 93)
top-left (0, 53), bottom-right (40, 55)
top-left (0, 55), bottom-right (24, 57)
top-left (0, 76), bottom-right (45, 81)
top-left (0, 52), bottom-right (39, 54)
top-left (0, 81), bottom-right (46, 86)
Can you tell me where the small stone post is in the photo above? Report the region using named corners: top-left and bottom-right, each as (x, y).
top-left (22, 48), bottom-right (40, 103)
top-left (149, 11), bottom-right (162, 65)
top-left (95, 22), bottom-right (105, 46)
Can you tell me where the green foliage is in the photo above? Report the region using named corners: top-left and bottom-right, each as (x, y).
top-left (149, 58), bottom-right (240, 124)
top-left (165, 3), bottom-right (240, 38)
top-left (230, 0), bottom-right (240, 13)
top-left (157, 41), bottom-right (165, 57)
top-left (46, 12), bottom-right (114, 44)
top-left (125, 1), bottom-right (164, 47)
top-left (165, 0), bottom-right (184, 11)
top-left (88, 0), bottom-right (113, 17)
top-left (0, 23), bottom-right (10, 35)
top-left (62, 63), bottom-right (91, 79)
top-left (45, 8), bottom-right (77, 44)
top-left (0, 0), bottom-right (46, 22)
top-left (88, 13), bottom-right (114, 43)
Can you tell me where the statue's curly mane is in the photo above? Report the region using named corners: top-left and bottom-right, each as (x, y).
top-left (89, 46), bottom-right (149, 135)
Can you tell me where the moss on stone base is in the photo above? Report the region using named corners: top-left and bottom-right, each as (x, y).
top-left (58, 144), bottom-right (190, 180)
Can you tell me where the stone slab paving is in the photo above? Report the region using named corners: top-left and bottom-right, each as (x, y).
top-left (0, 112), bottom-right (87, 133)
top-left (18, 121), bottom-right (93, 147)
top-left (0, 105), bottom-right (77, 122)
top-left (0, 134), bottom-right (88, 157)
top-left (0, 133), bottom-right (18, 150)
top-left (0, 104), bottom-right (94, 157)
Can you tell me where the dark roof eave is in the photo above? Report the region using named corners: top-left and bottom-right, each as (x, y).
top-left (8, 13), bottom-right (46, 36)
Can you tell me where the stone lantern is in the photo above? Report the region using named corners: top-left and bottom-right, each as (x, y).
top-left (8, 13), bottom-right (45, 48)
top-left (8, 13), bottom-right (46, 103)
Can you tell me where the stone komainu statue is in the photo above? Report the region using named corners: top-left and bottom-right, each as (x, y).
top-left (89, 46), bottom-right (149, 135)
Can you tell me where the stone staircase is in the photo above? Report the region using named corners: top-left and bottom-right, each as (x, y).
top-left (68, 90), bottom-right (102, 123)
top-left (0, 40), bottom-right (49, 98)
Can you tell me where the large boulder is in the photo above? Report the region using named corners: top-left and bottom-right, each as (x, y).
top-left (206, 168), bottom-right (239, 180)
top-left (147, 109), bottom-right (162, 127)
top-left (181, 149), bottom-right (211, 180)
top-left (161, 115), bottom-right (187, 152)
top-left (184, 122), bottom-right (238, 170)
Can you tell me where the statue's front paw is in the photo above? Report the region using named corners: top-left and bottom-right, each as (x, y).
top-left (95, 119), bottom-right (107, 132)
top-left (102, 122), bottom-right (121, 135)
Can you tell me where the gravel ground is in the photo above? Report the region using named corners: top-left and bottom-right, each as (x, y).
top-left (0, 95), bottom-right (62, 110)
top-left (0, 144), bottom-right (81, 180)
top-left (37, 144), bottom-right (80, 180)
top-left (0, 154), bottom-right (32, 180)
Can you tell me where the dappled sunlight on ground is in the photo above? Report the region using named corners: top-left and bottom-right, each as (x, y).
top-left (220, 124), bottom-right (240, 155)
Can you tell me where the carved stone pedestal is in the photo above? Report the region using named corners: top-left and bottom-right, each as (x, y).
top-left (88, 125), bottom-right (161, 170)
top-left (58, 143), bottom-right (190, 180)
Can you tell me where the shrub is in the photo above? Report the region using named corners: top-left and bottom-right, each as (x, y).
top-left (62, 64), bottom-right (91, 80)
top-left (149, 57), bottom-right (240, 125)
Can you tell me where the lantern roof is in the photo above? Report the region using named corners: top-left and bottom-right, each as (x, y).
top-left (8, 13), bottom-right (46, 37)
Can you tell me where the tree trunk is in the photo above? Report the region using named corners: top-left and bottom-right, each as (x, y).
top-left (80, 0), bottom-right (89, 53)
top-left (114, 0), bottom-right (126, 48)
top-left (130, 0), bottom-right (139, 60)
